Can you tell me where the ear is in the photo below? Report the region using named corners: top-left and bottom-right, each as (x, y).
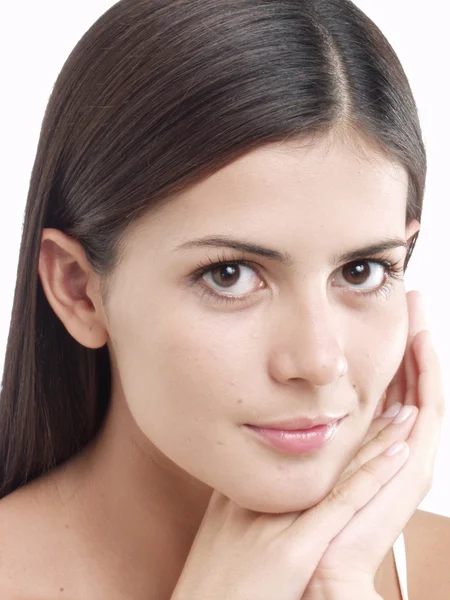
top-left (405, 218), bottom-right (420, 246)
top-left (38, 228), bottom-right (109, 349)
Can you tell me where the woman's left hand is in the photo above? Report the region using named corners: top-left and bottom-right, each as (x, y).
top-left (302, 290), bottom-right (446, 598)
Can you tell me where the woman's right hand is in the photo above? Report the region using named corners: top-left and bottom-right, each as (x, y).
top-left (170, 407), bottom-right (416, 600)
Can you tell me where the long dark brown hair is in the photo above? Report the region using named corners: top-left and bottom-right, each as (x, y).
top-left (0, 0), bottom-right (426, 499)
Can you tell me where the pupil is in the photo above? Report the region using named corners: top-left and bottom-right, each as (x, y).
top-left (212, 264), bottom-right (239, 287)
top-left (346, 261), bottom-right (369, 283)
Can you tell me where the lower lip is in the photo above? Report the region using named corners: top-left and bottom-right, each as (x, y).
top-left (245, 419), bottom-right (344, 454)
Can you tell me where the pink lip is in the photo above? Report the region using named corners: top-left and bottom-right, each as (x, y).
top-left (252, 414), bottom-right (347, 431)
top-left (245, 417), bottom-right (345, 454)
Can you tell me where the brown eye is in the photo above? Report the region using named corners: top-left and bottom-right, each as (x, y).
top-left (210, 264), bottom-right (241, 288)
top-left (342, 261), bottom-right (372, 284)
top-left (333, 260), bottom-right (386, 291)
top-left (200, 262), bottom-right (263, 296)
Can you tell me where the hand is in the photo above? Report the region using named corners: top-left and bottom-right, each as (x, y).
top-left (302, 290), bottom-right (446, 598)
top-left (171, 442), bottom-right (408, 600)
top-left (170, 298), bottom-right (434, 600)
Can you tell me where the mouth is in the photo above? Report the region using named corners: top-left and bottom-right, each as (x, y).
top-left (244, 416), bottom-right (346, 454)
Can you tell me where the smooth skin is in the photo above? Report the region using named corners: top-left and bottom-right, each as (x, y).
top-left (169, 291), bottom-right (445, 600)
top-left (304, 291), bottom-right (446, 598)
top-left (0, 131), bottom-right (448, 599)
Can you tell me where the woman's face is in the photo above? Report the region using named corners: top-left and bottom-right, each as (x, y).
top-left (103, 133), bottom-right (418, 513)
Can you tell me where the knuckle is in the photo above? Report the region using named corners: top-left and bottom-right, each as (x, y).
top-left (374, 428), bottom-right (395, 447)
top-left (339, 459), bottom-right (358, 482)
top-left (360, 461), bottom-right (384, 493)
top-left (326, 483), bottom-right (357, 513)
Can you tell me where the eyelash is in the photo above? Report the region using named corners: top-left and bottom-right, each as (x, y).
top-left (187, 250), bottom-right (405, 308)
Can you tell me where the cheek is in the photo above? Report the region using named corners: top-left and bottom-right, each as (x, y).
top-left (156, 314), bottom-right (250, 414)
top-left (113, 310), bottom-right (262, 488)
top-left (114, 305), bottom-right (252, 441)
top-left (351, 296), bottom-right (409, 402)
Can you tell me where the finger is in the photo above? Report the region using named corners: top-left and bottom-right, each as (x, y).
top-left (384, 358), bottom-right (407, 409)
top-left (372, 391), bottom-right (387, 419)
top-left (342, 330), bottom-right (443, 500)
top-left (404, 291), bottom-right (428, 406)
top-left (404, 330), bottom-right (445, 463)
top-left (373, 291), bottom-right (425, 417)
top-left (406, 290), bottom-right (427, 333)
top-left (285, 442), bottom-right (409, 556)
top-left (365, 331), bottom-right (445, 504)
top-left (360, 401), bottom-right (403, 446)
top-left (316, 330), bottom-right (446, 570)
top-left (337, 404), bottom-right (417, 485)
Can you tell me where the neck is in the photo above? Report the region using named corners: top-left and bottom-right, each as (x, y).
top-left (56, 391), bottom-right (213, 597)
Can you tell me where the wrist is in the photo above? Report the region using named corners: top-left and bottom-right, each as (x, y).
top-left (303, 582), bottom-right (383, 600)
top-left (328, 592), bottom-right (382, 600)
top-left (305, 592), bottom-right (382, 600)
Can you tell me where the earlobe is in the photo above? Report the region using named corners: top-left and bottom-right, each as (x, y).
top-left (38, 228), bottom-right (108, 350)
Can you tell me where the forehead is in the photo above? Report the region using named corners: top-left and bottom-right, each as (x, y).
top-left (132, 133), bottom-right (408, 256)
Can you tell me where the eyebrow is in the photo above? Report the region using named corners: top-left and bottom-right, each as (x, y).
top-left (174, 235), bottom-right (408, 266)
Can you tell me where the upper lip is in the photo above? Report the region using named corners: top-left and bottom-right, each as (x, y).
top-left (248, 414), bottom-right (346, 431)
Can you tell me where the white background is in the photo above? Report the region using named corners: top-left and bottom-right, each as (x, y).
top-left (0, 2), bottom-right (448, 516)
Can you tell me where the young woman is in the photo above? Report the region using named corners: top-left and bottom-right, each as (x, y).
top-left (0, 0), bottom-right (447, 598)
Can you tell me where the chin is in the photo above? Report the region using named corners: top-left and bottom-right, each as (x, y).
top-left (228, 473), bottom-right (340, 514)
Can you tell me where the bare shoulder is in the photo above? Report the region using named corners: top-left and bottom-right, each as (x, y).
top-left (0, 479), bottom-right (58, 592)
top-left (0, 475), bottom-right (87, 597)
top-left (404, 508), bottom-right (450, 599)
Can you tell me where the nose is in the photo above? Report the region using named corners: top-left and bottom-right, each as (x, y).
top-left (269, 296), bottom-right (348, 387)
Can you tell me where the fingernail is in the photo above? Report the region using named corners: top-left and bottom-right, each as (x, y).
top-left (382, 402), bottom-right (402, 418)
top-left (384, 441), bottom-right (407, 456)
top-left (393, 405), bottom-right (414, 424)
